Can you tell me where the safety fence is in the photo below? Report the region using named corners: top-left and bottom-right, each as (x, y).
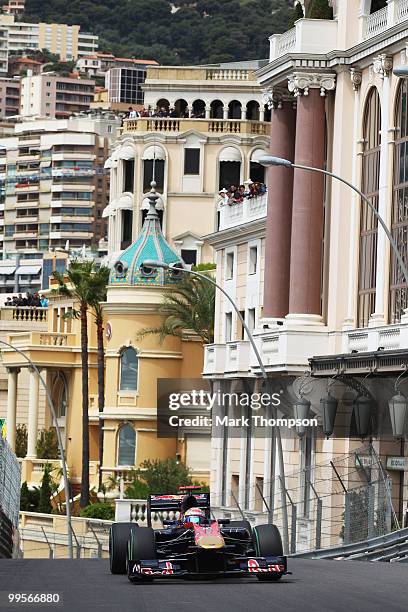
top-left (0, 436), bottom-right (20, 558)
top-left (19, 513), bottom-right (112, 559)
top-left (210, 444), bottom-right (397, 554)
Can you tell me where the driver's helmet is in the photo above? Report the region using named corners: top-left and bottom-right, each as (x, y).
top-left (183, 507), bottom-right (205, 525)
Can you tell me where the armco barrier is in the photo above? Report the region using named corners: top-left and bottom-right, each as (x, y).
top-left (291, 526), bottom-right (408, 561)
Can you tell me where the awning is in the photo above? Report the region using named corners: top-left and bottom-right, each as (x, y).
top-left (142, 145), bottom-right (165, 160)
top-left (102, 201), bottom-right (116, 218)
top-left (219, 146), bottom-right (241, 163)
top-left (116, 192), bottom-right (133, 210)
top-left (0, 266), bottom-right (16, 275)
top-left (118, 144), bottom-right (135, 160)
top-left (16, 265), bottom-right (41, 275)
top-left (141, 195), bottom-right (164, 210)
top-left (251, 149), bottom-right (268, 163)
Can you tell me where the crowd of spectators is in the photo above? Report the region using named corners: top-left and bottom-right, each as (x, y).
top-left (218, 181), bottom-right (267, 206)
top-left (127, 106), bottom-right (205, 119)
top-left (4, 292), bottom-right (48, 308)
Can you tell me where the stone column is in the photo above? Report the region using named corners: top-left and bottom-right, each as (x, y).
top-left (223, 105), bottom-right (228, 120)
top-left (26, 367), bottom-right (40, 459)
top-left (259, 107), bottom-right (265, 122)
top-left (287, 73), bottom-right (335, 323)
top-left (370, 55), bottom-right (393, 327)
top-left (205, 105), bottom-right (210, 119)
top-left (263, 100), bottom-right (296, 319)
top-left (343, 69), bottom-right (362, 329)
top-left (6, 367), bottom-right (19, 451)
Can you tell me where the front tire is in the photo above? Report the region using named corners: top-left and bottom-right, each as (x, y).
top-left (127, 527), bottom-right (156, 583)
top-left (252, 524), bottom-right (283, 582)
top-left (109, 522), bottom-right (139, 575)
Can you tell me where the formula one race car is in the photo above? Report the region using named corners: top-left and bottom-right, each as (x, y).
top-left (109, 486), bottom-right (288, 582)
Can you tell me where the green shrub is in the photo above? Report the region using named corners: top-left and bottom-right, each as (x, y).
top-left (125, 477), bottom-right (150, 500)
top-left (15, 423), bottom-right (27, 458)
top-left (192, 263), bottom-right (216, 271)
top-left (38, 466), bottom-right (53, 514)
top-left (288, 2), bottom-right (304, 28)
top-left (307, 0), bottom-right (333, 19)
top-left (36, 428), bottom-right (59, 459)
top-left (20, 481), bottom-right (40, 512)
top-left (80, 503), bottom-right (115, 521)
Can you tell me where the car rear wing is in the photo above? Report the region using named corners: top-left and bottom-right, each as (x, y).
top-left (147, 492), bottom-right (210, 527)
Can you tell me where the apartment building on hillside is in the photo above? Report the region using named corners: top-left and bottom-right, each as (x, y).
top-left (20, 73), bottom-right (95, 119)
top-left (0, 113), bottom-right (121, 257)
top-left (0, 77), bottom-right (19, 117)
top-left (0, 15), bottom-right (98, 61)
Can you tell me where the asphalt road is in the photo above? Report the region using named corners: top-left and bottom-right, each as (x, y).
top-left (0, 558), bottom-right (407, 612)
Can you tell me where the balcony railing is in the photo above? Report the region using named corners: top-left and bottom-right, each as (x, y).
top-left (123, 118), bottom-right (269, 136)
top-left (363, 6), bottom-right (388, 39)
top-left (11, 307), bottom-right (47, 322)
top-left (398, 0), bottom-right (408, 22)
top-left (218, 193), bottom-right (267, 231)
top-left (276, 27), bottom-right (296, 56)
top-left (206, 68), bottom-right (255, 81)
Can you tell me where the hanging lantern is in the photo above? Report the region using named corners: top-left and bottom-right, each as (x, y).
top-left (353, 396), bottom-right (373, 438)
top-left (388, 392), bottom-right (408, 439)
top-left (293, 397), bottom-right (310, 438)
top-left (320, 393), bottom-right (338, 438)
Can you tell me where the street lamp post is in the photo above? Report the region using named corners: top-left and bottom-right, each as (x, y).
top-left (0, 340), bottom-right (73, 559)
top-left (141, 260), bottom-right (290, 553)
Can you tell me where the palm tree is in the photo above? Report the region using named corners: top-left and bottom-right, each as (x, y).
top-left (87, 268), bottom-right (110, 492)
top-left (138, 273), bottom-right (215, 344)
top-left (52, 260), bottom-right (109, 508)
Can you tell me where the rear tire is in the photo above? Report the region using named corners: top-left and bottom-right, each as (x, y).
top-left (252, 524), bottom-right (284, 582)
top-left (109, 523), bottom-right (139, 575)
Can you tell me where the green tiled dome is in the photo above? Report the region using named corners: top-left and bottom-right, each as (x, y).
top-left (110, 182), bottom-right (182, 286)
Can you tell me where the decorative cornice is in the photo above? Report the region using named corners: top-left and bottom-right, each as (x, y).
top-left (287, 72), bottom-right (336, 97)
top-left (350, 68), bottom-right (362, 91)
top-left (262, 85), bottom-right (294, 109)
top-left (372, 54), bottom-right (393, 78)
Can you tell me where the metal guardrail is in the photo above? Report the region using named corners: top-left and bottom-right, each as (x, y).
top-left (291, 526), bottom-right (408, 561)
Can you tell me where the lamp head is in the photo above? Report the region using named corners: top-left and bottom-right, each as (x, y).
top-left (258, 155), bottom-right (293, 168)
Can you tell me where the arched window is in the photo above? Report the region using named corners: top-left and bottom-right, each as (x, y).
top-left (357, 88), bottom-right (381, 327)
top-left (228, 100), bottom-right (242, 119)
top-left (390, 80), bottom-right (408, 323)
top-left (120, 347), bottom-right (138, 391)
top-left (52, 372), bottom-right (68, 418)
top-left (117, 423), bottom-right (136, 466)
top-left (210, 100), bottom-right (223, 119)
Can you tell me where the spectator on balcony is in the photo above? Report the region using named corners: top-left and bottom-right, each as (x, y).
top-left (169, 107), bottom-right (178, 118)
top-left (128, 107), bottom-right (139, 119)
top-left (40, 295), bottom-right (49, 308)
top-left (4, 297), bottom-right (12, 307)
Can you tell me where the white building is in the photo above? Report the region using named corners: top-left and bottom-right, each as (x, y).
top-left (203, 0), bottom-right (408, 548)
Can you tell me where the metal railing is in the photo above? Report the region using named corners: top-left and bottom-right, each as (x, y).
top-left (211, 444), bottom-right (397, 555)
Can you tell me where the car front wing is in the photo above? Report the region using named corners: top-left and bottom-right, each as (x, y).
top-left (128, 555), bottom-right (288, 580)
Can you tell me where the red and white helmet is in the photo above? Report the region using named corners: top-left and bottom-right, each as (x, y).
top-left (183, 507), bottom-right (205, 524)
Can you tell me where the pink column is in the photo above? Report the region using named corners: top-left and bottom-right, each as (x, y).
top-left (288, 89), bottom-right (326, 318)
top-left (263, 103), bottom-right (296, 319)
